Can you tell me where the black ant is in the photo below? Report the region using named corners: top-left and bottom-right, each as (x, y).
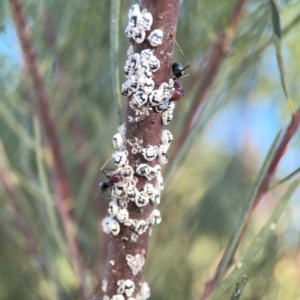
top-left (170, 40), bottom-right (190, 102)
top-left (95, 160), bottom-right (122, 198)
top-left (172, 39), bottom-right (190, 78)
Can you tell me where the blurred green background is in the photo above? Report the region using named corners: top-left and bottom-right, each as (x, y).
top-left (1, 0), bottom-right (300, 299)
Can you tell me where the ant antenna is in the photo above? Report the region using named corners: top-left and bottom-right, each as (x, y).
top-left (174, 39), bottom-right (190, 73)
top-left (100, 158), bottom-right (112, 177)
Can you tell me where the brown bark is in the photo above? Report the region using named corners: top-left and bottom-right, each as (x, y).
top-left (103, 0), bottom-right (180, 298)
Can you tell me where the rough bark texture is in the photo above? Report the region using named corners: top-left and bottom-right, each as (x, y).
top-left (103, 0), bottom-right (180, 298)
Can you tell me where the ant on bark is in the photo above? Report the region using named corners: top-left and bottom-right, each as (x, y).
top-left (170, 39), bottom-right (190, 102)
top-left (95, 160), bottom-right (122, 198)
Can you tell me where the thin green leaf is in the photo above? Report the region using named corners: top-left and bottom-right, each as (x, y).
top-left (165, 12), bottom-right (300, 186)
top-left (210, 130), bottom-right (282, 293)
top-left (269, 0), bottom-right (294, 113)
top-left (229, 276), bottom-right (248, 300)
top-left (269, 166), bottom-right (300, 190)
top-left (269, 0), bottom-right (281, 39)
top-left (0, 101), bottom-right (35, 151)
top-left (110, 0), bottom-right (122, 125)
top-left (211, 179), bottom-right (300, 299)
top-left (33, 118), bottom-right (70, 261)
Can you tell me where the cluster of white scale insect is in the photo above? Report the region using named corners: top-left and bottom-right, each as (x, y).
top-left (100, 4), bottom-right (177, 300)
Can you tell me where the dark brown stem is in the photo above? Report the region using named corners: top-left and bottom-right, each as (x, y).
top-left (201, 109), bottom-right (300, 300)
top-left (168, 0), bottom-right (247, 171)
top-left (103, 0), bottom-right (180, 298)
top-left (9, 0), bottom-right (84, 292)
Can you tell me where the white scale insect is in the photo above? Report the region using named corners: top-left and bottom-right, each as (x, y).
top-left (144, 184), bottom-right (160, 204)
top-left (135, 220), bottom-right (148, 235)
top-left (148, 29), bottom-right (163, 47)
top-left (118, 123), bottom-right (126, 137)
top-left (157, 144), bottom-right (168, 164)
top-left (124, 218), bottom-right (135, 227)
top-left (108, 200), bottom-right (119, 217)
top-left (101, 216), bottom-right (120, 236)
top-left (136, 164), bottom-right (161, 181)
top-left (154, 95), bottom-right (172, 113)
top-left (138, 282), bottom-right (151, 299)
top-left (117, 279), bottom-right (135, 297)
top-left (148, 89), bottom-right (164, 106)
top-left (126, 4), bottom-right (153, 44)
top-left (112, 150), bottom-right (128, 167)
top-left (161, 129), bottom-right (173, 148)
top-left (135, 192), bottom-right (149, 207)
top-left (127, 45), bottom-right (134, 57)
top-left (149, 56), bottom-right (160, 72)
top-left (151, 189), bottom-right (161, 204)
top-left (141, 183), bottom-right (155, 198)
top-left (130, 53), bottom-right (140, 69)
top-left (112, 132), bottom-right (124, 149)
top-left (142, 145), bottom-right (157, 161)
top-left (111, 295), bottom-right (125, 300)
top-left (120, 165), bottom-right (136, 182)
top-left (121, 80), bottom-right (133, 96)
top-left (162, 109), bottom-right (173, 125)
top-left (126, 254), bottom-right (146, 275)
top-left (110, 184), bottom-right (126, 199)
top-left (130, 75), bottom-right (140, 92)
top-left (148, 209), bottom-right (162, 225)
top-left (117, 208), bottom-right (129, 223)
top-left (156, 174), bottom-right (164, 191)
top-left (143, 78), bottom-right (155, 95)
top-left (125, 184), bottom-right (139, 202)
top-left (139, 11), bottom-right (153, 31)
top-left (132, 92), bottom-right (148, 108)
top-left (135, 183), bottom-right (160, 207)
top-left (140, 49), bottom-right (153, 60)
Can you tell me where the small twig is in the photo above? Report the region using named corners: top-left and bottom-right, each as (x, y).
top-left (9, 0), bottom-right (84, 293)
top-left (268, 166), bottom-right (300, 190)
top-left (110, 0), bottom-right (122, 125)
top-left (201, 109), bottom-right (300, 299)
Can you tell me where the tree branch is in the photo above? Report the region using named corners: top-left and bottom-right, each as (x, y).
top-left (103, 0), bottom-right (180, 298)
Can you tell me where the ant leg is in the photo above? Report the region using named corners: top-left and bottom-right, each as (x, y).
top-left (94, 190), bottom-right (109, 199)
top-left (174, 39), bottom-right (190, 72)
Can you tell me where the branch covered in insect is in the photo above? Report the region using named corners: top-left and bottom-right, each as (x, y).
top-left (98, 1), bottom-right (181, 298)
